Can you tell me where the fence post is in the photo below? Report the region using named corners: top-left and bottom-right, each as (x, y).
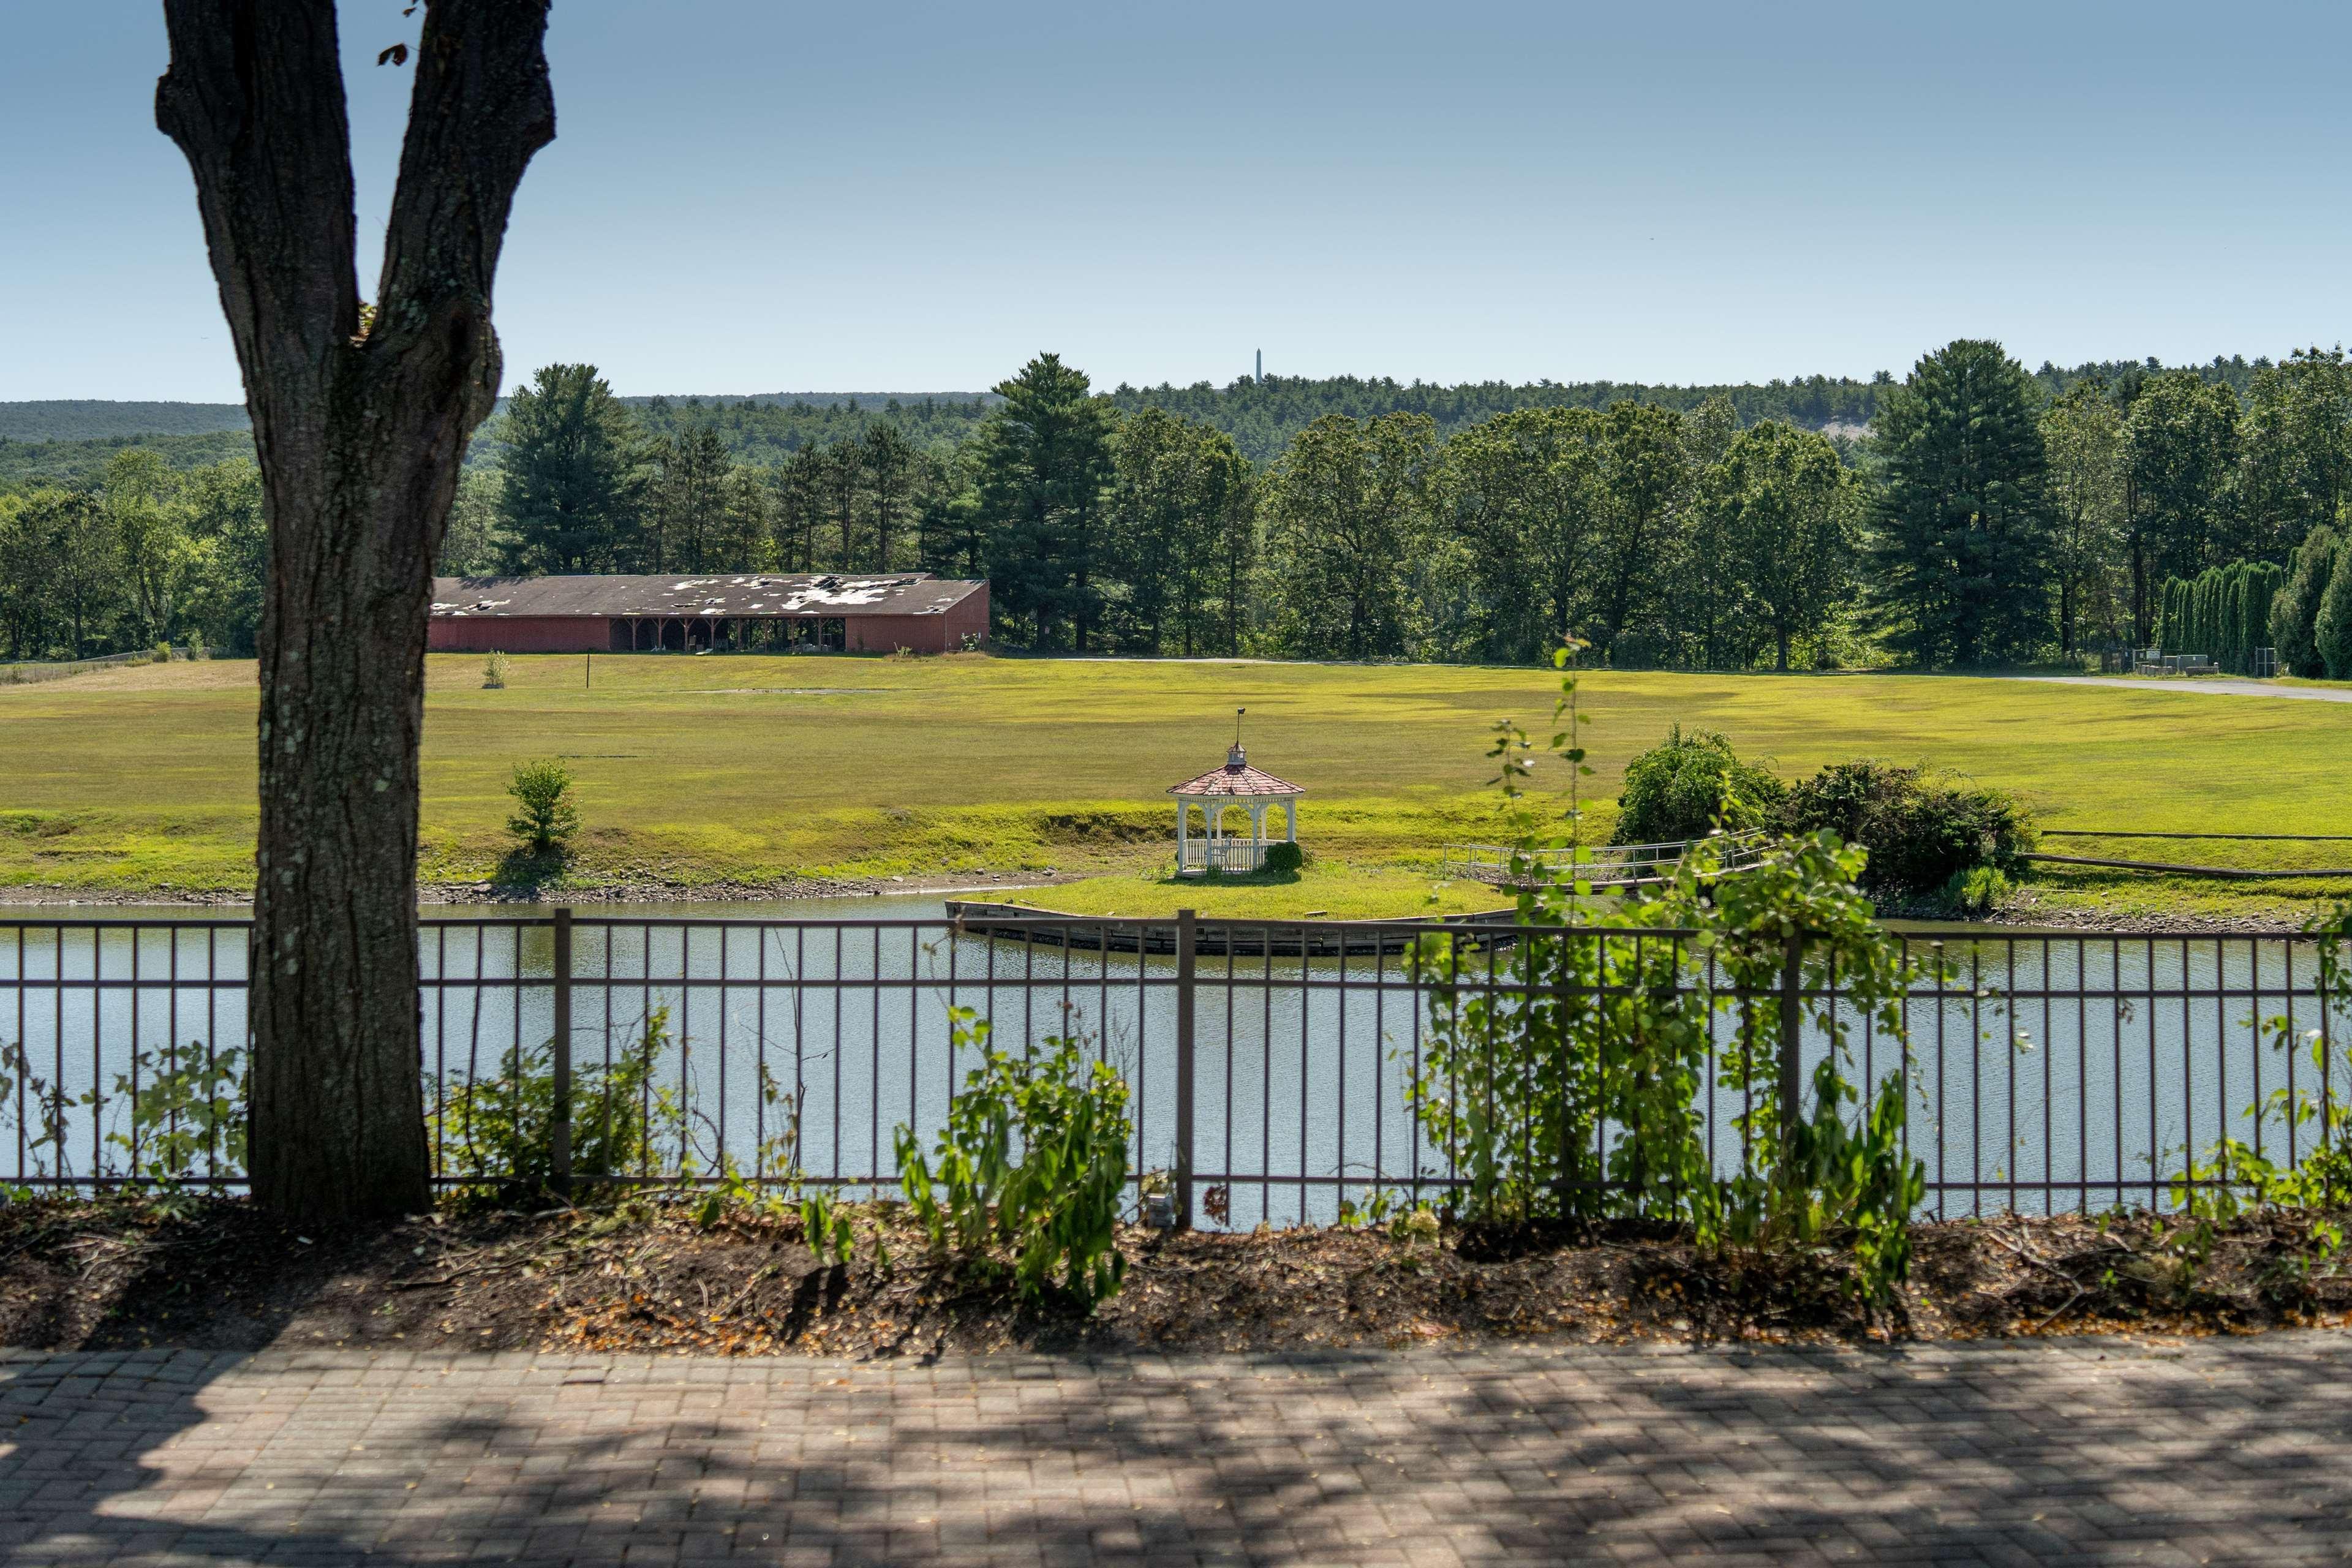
top-left (1777, 928), bottom-right (1805, 1159)
top-left (551, 907), bottom-right (573, 1200)
top-left (1174, 908), bottom-right (1197, 1230)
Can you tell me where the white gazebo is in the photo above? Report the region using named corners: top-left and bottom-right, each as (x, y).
top-left (1169, 743), bottom-right (1303, 874)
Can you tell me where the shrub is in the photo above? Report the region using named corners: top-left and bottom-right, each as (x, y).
top-left (1611, 726), bottom-right (1785, 845)
top-left (2274, 527), bottom-right (2340, 678)
top-left (894, 1011), bottom-right (1132, 1309)
top-left (1943, 864), bottom-right (2013, 917)
top-left (1781, 760), bottom-right (2032, 899)
top-left (432, 1007), bottom-right (677, 1204)
top-left (1261, 840), bottom-right (1305, 875)
top-left (505, 759), bottom-right (580, 854)
top-left (2319, 541), bottom-right (2352, 680)
top-left (483, 649), bottom-right (509, 689)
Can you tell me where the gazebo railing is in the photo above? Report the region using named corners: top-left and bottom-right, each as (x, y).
top-left (1180, 839), bottom-right (1270, 873)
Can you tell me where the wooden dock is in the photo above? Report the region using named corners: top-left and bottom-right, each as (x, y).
top-left (941, 900), bottom-right (1521, 957)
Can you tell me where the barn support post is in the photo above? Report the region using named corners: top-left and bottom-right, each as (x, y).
top-left (1174, 907), bottom-right (1197, 1230)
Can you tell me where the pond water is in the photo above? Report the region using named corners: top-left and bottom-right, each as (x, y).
top-left (5, 895), bottom-right (2348, 1227)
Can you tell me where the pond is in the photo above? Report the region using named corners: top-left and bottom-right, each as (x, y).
top-left (4, 895), bottom-right (2348, 1228)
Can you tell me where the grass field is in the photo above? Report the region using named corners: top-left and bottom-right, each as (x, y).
top-left (1, 651), bottom-right (2346, 919)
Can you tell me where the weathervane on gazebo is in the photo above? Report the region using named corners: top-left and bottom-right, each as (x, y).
top-left (1168, 708), bottom-right (1302, 875)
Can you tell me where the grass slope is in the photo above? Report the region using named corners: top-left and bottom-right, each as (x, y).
top-left (0, 655), bottom-right (2345, 918)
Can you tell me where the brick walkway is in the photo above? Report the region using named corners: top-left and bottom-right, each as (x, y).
top-left (6, 1335), bottom-right (2352, 1566)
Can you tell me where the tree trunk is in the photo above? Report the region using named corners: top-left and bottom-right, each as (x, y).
top-left (159, 0), bottom-right (552, 1223)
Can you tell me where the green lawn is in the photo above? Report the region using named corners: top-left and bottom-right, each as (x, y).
top-left (1, 652), bottom-right (2346, 919)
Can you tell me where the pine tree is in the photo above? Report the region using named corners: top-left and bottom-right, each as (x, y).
top-left (497, 364), bottom-right (647, 573)
top-left (2272, 527), bottom-right (2340, 677)
top-left (2316, 540), bottom-right (2352, 679)
top-left (1868, 341), bottom-right (2054, 665)
top-left (973, 353), bottom-right (1117, 649)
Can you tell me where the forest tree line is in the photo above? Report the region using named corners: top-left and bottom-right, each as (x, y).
top-left (4, 342), bottom-right (2345, 670)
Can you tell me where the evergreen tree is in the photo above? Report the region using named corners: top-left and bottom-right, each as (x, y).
top-left (2316, 539), bottom-right (2352, 679)
top-left (644, 424), bottom-right (733, 571)
top-left (1868, 340), bottom-right (2054, 665)
top-left (859, 423), bottom-right (919, 571)
top-left (1104, 408), bottom-right (1250, 655)
top-left (2127, 371), bottom-right (2241, 598)
top-left (497, 364), bottom-right (647, 573)
top-left (974, 353), bottom-right (1117, 649)
top-left (2271, 526), bottom-right (2339, 677)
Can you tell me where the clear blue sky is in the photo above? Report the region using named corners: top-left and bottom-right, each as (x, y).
top-left (5, 2), bottom-right (2348, 402)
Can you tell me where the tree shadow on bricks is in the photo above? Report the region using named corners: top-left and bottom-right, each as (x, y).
top-left (12, 1336), bottom-right (2352, 1564)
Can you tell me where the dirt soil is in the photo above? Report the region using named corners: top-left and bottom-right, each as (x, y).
top-left (7, 1197), bottom-right (2351, 1357)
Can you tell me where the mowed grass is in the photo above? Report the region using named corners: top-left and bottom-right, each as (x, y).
top-left (1, 651), bottom-right (2346, 918)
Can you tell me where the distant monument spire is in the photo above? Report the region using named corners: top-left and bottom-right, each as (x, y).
top-left (1255, 349), bottom-right (1262, 382)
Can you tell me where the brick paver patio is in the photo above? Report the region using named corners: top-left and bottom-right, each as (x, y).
top-left (5, 1333), bottom-right (2351, 1565)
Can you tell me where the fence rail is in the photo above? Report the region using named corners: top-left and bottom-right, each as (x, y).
top-left (4, 910), bottom-right (2348, 1228)
top-left (1441, 832), bottom-right (1768, 889)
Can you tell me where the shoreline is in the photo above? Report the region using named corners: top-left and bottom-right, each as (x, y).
top-left (0, 874), bottom-right (2322, 934)
top-left (0, 869), bottom-right (1080, 910)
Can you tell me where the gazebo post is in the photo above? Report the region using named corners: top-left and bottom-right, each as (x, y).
top-left (1176, 801), bottom-right (1188, 871)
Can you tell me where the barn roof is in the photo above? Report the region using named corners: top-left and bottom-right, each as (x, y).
top-left (429, 573), bottom-right (986, 620)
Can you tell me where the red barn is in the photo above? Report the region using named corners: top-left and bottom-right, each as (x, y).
top-left (428, 573), bottom-right (990, 655)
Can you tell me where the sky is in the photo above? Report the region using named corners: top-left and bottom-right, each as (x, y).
top-left (4, 1), bottom-right (2350, 403)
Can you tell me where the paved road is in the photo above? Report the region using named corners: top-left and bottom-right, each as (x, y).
top-left (7, 1335), bottom-right (2352, 1566)
top-left (2013, 674), bottom-right (2352, 703)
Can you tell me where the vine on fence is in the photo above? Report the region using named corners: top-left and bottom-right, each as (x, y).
top-left (1409, 646), bottom-right (1930, 1306)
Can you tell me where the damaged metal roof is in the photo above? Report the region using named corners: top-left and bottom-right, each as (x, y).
top-left (430, 573), bottom-right (986, 620)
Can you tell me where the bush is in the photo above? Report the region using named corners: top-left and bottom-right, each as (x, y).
top-left (1261, 840), bottom-right (1305, 875)
top-left (483, 649), bottom-right (509, 689)
top-left (1611, 726), bottom-right (1785, 845)
top-left (432, 1008), bottom-right (677, 1204)
top-left (2319, 542), bottom-right (2352, 680)
top-left (1943, 864), bottom-right (2013, 917)
top-left (1781, 760), bottom-right (2032, 899)
top-left (2274, 527), bottom-right (2340, 678)
top-left (894, 1012), bottom-right (1132, 1309)
top-left (506, 759), bottom-right (580, 854)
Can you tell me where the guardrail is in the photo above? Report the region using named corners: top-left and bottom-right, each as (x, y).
top-left (3, 911), bottom-right (2347, 1227)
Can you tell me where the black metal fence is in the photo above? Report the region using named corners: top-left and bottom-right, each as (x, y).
top-left (4, 910), bottom-right (2347, 1226)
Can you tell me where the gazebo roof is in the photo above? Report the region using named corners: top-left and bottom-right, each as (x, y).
top-left (1169, 745), bottom-right (1303, 798)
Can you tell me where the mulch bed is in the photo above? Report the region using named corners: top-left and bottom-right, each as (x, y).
top-left (6, 1196), bottom-right (2350, 1357)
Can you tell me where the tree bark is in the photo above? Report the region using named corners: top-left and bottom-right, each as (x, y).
top-left (158, 0), bottom-right (552, 1223)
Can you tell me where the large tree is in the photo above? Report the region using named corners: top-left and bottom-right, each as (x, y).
top-left (159, 0), bottom-right (554, 1221)
top-left (2126, 371), bottom-right (2240, 618)
top-left (1434, 407), bottom-right (1605, 664)
top-left (2239, 347), bottom-right (2352, 564)
top-left (1262, 413), bottom-right (1434, 660)
top-left (1708, 421), bottom-right (1855, 672)
top-left (1589, 401), bottom-right (1691, 663)
top-left (975, 353), bottom-right (1117, 649)
top-left (2040, 382), bottom-right (2128, 655)
top-left (1868, 340), bottom-right (2053, 666)
top-left (499, 364), bottom-right (645, 573)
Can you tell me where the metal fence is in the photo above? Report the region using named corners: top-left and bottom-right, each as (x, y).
top-left (4, 911), bottom-right (2348, 1227)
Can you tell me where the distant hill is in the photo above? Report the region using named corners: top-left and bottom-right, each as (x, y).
top-left (0, 395), bottom-right (989, 445)
top-left (0, 430), bottom-right (254, 490)
top-left (0, 401), bottom-right (251, 442)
